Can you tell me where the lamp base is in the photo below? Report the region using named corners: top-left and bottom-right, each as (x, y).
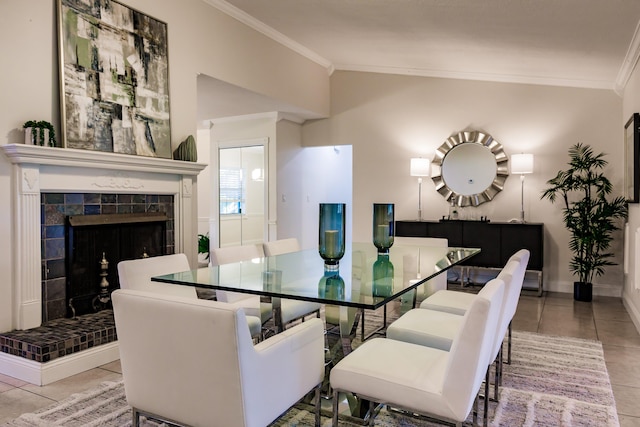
top-left (519, 210), bottom-right (526, 223)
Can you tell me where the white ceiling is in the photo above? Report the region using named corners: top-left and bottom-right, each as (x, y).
top-left (199, 0), bottom-right (640, 121)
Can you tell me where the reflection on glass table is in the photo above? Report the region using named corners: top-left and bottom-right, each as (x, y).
top-left (152, 243), bottom-right (480, 355)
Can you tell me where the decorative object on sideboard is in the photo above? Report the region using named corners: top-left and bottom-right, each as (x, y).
top-left (624, 113), bottom-right (640, 203)
top-left (410, 158), bottom-right (431, 221)
top-left (173, 135), bottom-right (198, 162)
top-left (510, 153), bottom-right (534, 223)
top-left (448, 199), bottom-right (459, 220)
top-left (58, 0), bottom-right (171, 158)
top-left (318, 203), bottom-right (346, 269)
top-left (431, 130), bottom-right (509, 207)
top-left (23, 120), bottom-right (56, 147)
top-left (541, 143), bottom-right (627, 302)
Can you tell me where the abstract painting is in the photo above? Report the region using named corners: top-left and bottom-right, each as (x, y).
top-left (625, 113), bottom-right (640, 203)
top-left (58, 0), bottom-right (171, 158)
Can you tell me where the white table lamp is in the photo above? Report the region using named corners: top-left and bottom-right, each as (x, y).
top-left (410, 158), bottom-right (431, 221)
top-left (511, 153), bottom-right (534, 223)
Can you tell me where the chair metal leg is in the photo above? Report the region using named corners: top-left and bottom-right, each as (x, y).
top-left (494, 346), bottom-right (502, 401)
top-left (132, 407), bottom-right (141, 427)
top-left (473, 392), bottom-right (479, 427)
top-left (499, 344), bottom-right (504, 386)
top-left (494, 360), bottom-right (499, 401)
top-left (332, 390), bottom-right (340, 427)
top-left (507, 321), bottom-right (512, 364)
top-left (315, 384), bottom-right (321, 427)
top-left (369, 400), bottom-right (375, 427)
top-left (484, 367), bottom-right (490, 426)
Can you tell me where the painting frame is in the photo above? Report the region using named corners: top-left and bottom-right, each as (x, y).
top-left (57, 0), bottom-right (172, 158)
top-left (625, 113), bottom-right (640, 203)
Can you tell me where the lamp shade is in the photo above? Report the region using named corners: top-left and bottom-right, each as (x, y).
top-left (410, 158), bottom-right (431, 176)
top-left (511, 153), bottom-right (534, 174)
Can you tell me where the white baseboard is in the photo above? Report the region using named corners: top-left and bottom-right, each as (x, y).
top-left (543, 281), bottom-right (623, 297)
top-left (623, 292), bottom-right (640, 335)
top-left (0, 342), bottom-right (119, 385)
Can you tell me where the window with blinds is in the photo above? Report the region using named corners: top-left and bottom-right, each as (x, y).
top-left (219, 168), bottom-right (244, 214)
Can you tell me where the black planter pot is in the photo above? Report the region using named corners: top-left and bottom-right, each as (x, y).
top-left (574, 281), bottom-right (592, 302)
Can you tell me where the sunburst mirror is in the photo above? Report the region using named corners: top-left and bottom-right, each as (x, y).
top-left (431, 131), bottom-right (509, 207)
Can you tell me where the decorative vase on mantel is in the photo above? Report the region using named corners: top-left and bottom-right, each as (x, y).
top-left (22, 120), bottom-right (56, 147)
top-left (24, 127), bottom-right (48, 146)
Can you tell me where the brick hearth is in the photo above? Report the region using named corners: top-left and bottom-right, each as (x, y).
top-left (0, 311), bottom-right (116, 363)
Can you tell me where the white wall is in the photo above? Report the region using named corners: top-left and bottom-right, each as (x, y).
top-left (304, 71), bottom-right (624, 295)
top-left (622, 61), bottom-right (640, 330)
top-left (273, 119), bottom-right (355, 250)
top-left (0, 0), bottom-right (329, 332)
top-left (274, 119), bottom-right (306, 243)
top-left (196, 126), bottom-right (212, 237)
top-left (299, 146), bottom-right (353, 252)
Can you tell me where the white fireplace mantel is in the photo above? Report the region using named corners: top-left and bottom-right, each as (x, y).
top-left (1, 144), bottom-right (207, 330)
top-left (2, 144), bottom-right (205, 175)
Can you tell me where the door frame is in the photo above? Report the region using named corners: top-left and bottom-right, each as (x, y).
top-left (214, 137), bottom-right (269, 248)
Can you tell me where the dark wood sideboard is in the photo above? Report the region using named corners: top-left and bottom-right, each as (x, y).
top-left (396, 220), bottom-right (544, 295)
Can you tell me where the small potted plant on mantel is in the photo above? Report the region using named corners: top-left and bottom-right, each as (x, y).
top-left (23, 120), bottom-right (56, 147)
top-left (541, 143), bottom-right (627, 301)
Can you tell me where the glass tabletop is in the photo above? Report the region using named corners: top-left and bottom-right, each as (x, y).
top-left (152, 243), bottom-right (480, 310)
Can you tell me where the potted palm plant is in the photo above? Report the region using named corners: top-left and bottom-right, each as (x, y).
top-left (198, 233), bottom-right (210, 266)
top-left (541, 143), bottom-right (627, 301)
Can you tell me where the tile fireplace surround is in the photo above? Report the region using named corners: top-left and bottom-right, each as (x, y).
top-left (0, 144), bottom-right (206, 385)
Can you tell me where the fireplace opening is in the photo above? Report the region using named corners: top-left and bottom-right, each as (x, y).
top-left (41, 192), bottom-right (175, 323)
top-left (65, 212), bottom-right (167, 318)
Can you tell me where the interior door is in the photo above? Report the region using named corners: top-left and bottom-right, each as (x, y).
top-left (218, 144), bottom-right (265, 247)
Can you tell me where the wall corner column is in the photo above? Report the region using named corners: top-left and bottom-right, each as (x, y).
top-left (13, 164), bottom-right (42, 330)
top-left (180, 176), bottom-right (198, 266)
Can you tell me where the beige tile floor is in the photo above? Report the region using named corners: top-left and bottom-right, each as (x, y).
top-left (0, 291), bottom-right (639, 425)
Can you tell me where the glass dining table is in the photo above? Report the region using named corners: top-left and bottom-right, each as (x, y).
top-left (152, 242), bottom-right (480, 356)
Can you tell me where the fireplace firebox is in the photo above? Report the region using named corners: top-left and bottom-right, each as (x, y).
top-left (41, 192), bottom-right (175, 323)
top-left (66, 212), bottom-right (168, 318)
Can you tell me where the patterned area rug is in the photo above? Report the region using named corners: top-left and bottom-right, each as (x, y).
top-left (2, 330), bottom-right (618, 427)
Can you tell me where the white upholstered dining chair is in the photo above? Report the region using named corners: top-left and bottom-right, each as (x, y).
top-left (263, 238), bottom-right (322, 322)
top-left (211, 243), bottom-right (321, 332)
top-left (391, 236), bottom-right (449, 303)
top-left (112, 288), bottom-right (325, 427)
top-left (330, 278), bottom-right (505, 427)
top-left (209, 244), bottom-right (273, 325)
top-left (420, 249), bottom-right (530, 365)
top-left (262, 237), bottom-right (300, 256)
top-left (388, 249), bottom-right (530, 402)
top-left (117, 253), bottom-right (263, 338)
top-left (386, 260), bottom-right (519, 406)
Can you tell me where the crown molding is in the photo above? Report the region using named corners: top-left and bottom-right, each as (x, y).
top-left (204, 0), bottom-right (333, 72)
top-left (615, 20), bottom-right (640, 96)
top-left (203, 0), bottom-right (629, 93)
top-left (333, 63), bottom-right (615, 91)
top-left (210, 111), bottom-right (279, 125)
